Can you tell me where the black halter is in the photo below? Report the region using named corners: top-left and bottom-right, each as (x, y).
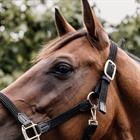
top-left (0, 41), bottom-right (118, 140)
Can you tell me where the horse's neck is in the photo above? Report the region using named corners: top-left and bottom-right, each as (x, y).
top-left (116, 48), bottom-right (140, 107)
top-left (115, 48), bottom-right (140, 139)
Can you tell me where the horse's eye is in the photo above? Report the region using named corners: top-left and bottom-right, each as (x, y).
top-left (50, 62), bottom-right (73, 79)
top-left (55, 63), bottom-right (72, 74)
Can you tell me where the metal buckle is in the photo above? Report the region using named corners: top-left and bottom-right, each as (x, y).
top-left (104, 59), bottom-right (116, 81)
top-left (22, 122), bottom-right (41, 140)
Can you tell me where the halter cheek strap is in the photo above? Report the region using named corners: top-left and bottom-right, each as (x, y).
top-left (82, 41), bottom-right (118, 140)
top-left (0, 41), bottom-right (118, 140)
top-left (97, 41), bottom-right (117, 113)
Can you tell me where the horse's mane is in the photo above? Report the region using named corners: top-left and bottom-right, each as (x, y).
top-left (127, 52), bottom-right (140, 63)
top-left (35, 29), bottom-right (87, 62)
top-left (35, 29), bottom-right (140, 64)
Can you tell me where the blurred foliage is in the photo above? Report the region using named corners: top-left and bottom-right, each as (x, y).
top-left (0, 0), bottom-right (82, 88)
top-left (0, 0), bottom-right (140, 88)
top-left (111, 1), bottom-right (140, 56)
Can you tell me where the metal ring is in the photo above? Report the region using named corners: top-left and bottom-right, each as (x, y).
top-left (87, 92), bottom-right (95, 106)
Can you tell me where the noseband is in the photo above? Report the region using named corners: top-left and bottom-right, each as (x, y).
top-left (0, 41), bottom-right (118, 140)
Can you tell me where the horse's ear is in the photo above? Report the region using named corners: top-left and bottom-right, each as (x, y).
top-left (82, 0), bottom-right (110, 48)
top-left (55, 8), bottom-right (76, 36)
top-left (82, 0), bottom-right (96, 38)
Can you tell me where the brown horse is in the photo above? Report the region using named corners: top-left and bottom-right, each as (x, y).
top-left (0, 0), bottom-right (140, 140)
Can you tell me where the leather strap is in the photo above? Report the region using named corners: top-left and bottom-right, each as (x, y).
top-left (0, 93), bottom-right (31, 126)
top-left (95, 41), bottom-right (118, 113)
top-left (109, 41), bottom-right (118, 61)
top-left (38, 100), bottom-right (91, 133)
top-left (82, 125), bottom-right (97, 140)
top-left (98, 75), bottom-right (110, 113)
top-left (0, 92), bottom-right (92, 134)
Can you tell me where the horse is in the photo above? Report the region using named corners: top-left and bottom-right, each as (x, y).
top-left (0, 0), bottom-right (140, 139)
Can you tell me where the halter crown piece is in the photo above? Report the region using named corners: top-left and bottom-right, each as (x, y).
top-left (0, 41), bottom-right (117, 140)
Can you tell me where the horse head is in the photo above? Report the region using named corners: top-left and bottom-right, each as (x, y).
top-left (1, 0), bottom-right (140, 140)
